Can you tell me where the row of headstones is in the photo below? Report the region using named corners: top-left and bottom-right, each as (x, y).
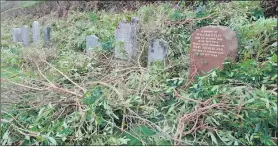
top-left (12, 21), bottom-right (51, 46)
top-left (11, 18), bottom-right (238, 83)
top-left (86, 17), bottom-right (238, 81)
top-left (86, 17), bottom-right (169, 64)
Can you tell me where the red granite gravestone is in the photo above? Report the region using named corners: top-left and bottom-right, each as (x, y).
top-left (188, 26), bottom-right (238, 83)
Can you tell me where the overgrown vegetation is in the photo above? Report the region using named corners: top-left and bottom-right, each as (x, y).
top-left (1, 1), bottom-right (277, 145)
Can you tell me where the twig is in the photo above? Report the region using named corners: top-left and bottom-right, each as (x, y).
top-left (89, 81), bottom-right (123, 100)
top-left (137, 42), bottom-right (146, 69)
top-left (35, 62), bottom-right (55, 86)
top-left (140, 80), bottom-right (150, 98)
top-left (173, 101), bottom-right (222, 145)
top-left (12, 123), bottom-right (39, 137)
top-left (173, 89), bottom-right (200, 103)
top-left (103, 118), bottom-right (147, 145)
top-left (1, 78), bottom-right (44, 91)
top-left (39, 57), bottom-right (86, 93)
top-left (166, 14), bottom-right (215, 25)
top-left (49, 85), bottom-right (83, 98)
top-left (137, 70), bottom-right (145, 95)
top-left (121, 107), bottom-right (126, 132)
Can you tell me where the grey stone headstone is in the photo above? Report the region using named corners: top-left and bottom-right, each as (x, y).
top-left (43, 26), bottom-right (51, 42)
top-left (32, 21), bottom-right (40, 44)
top-left (114, 18), bottom-right (140, 61)
top-left (21, 25), bottom-right (30, 46)
top-left (86, 35), bottom-right (99, 55)
top-left (12, 28), bottom-right (22, 42)
top-left (148, 39), bottom-right (169, 64)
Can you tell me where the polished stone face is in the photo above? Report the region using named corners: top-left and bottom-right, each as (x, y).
top-left (188, 26), bottom-right (238, 82)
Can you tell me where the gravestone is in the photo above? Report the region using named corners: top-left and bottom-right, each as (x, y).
top-left (12, 28), bottom-right (22, 42)
top-left (85, 35), bottom-right (99, 55)
top-left (21, 25), bottom-right (30, 46)
top-left (148, 39), bottom-right (168, 64)
top-left (32, 21), bottom-right (40, 44)
top-left (114, 17), bottom-right (140, 61)
top-left (188, 26), bottom-right (238, 82)
top-left (43, 26), bottom-right (51, 42)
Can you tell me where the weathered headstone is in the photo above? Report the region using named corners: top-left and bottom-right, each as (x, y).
top-left (21, 25), bottom-right (30, 46)
top-left (12, 28), bottom-right (22, 42)
top-left (114, 17), bottom-right (140, 61)
top-left (86, 35), bottom-right (99, 55)
top-left (188, 26), bottom-right (238, 82)
top-left (43, 26), bottom-right (51, 42)
top-left (148, 39), bottom-right (168, 64)
top-left (32, 21), bottom-right (40, 44)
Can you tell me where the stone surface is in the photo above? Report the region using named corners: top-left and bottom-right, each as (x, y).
top-left (21, 25), bottom-right (29, 46)
top-left (32, 21), bottom-right (40, 44)
top-left (114, 18), bottom-right (140, 62)
top-left (188, 26), bottom-right (238, 82)
top-left (148, 39), bottom-right (168, 64)
top-left (43, 26), bottom-right (51, 42)
top-left (12, 28), bottom-right (22, 42)
top-left (131, 16), bottom-right (139, 24)
top-left (86, 35), bottom-right (99, 55)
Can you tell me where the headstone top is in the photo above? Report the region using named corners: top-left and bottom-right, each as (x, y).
top-left (33, 21), bottom-right (39, 24)
top-left (87, 35), bottom-right (99, 39)
top-left (188, 25), bottom-right (238, 82)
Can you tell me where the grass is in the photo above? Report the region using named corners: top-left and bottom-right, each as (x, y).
top-left (1, 1), bottom-right (43, 13)
top-left (1, 1), bottom-right (277, 146)
top-left (1, 66), bottom-right (21, 81)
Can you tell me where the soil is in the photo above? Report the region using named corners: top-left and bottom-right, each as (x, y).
top-left (1, 1), bottom-right (174, 19)
top-left (260, 0), bottom-right (278, 18)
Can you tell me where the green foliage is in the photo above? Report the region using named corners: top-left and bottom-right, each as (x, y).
top-left (123, 125), bottom-right (157, 145)
top-left (1, 47), bottom-right (23, 67)
top-left (89, 12), bottom-right (98, 22)
top-left (100, 40), bottom-right (113, 51)
top-left (83, 86), bottom-right (103, 106)
top-left (1, 1), bottom-right (277, 146)
top-left (187, 56), bottom-right (277, 145)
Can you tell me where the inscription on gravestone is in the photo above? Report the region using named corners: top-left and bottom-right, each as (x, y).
top-left (21, 25), bottom-right (30, 46)
top-left (12, 28), bottom-right (22, 42)
top-left (148, 39), bottom-right (168, 64)
top-left (86, 35), bottom-right (99, 55)
top-left (188, 26), bottom-right (238, 82)
top-left (32, 21), bottom-right (40, 44)
top-left (114, 17), bottom-right (140, 61)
